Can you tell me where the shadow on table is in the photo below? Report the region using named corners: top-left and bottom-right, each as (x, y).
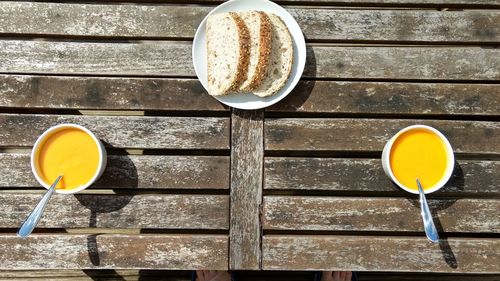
top-left (266, 45), bottom-right (317, 112)
top-left (403, 161), bottom-right (464, 269)
top-left (74, 142), bottom-right (138, 279)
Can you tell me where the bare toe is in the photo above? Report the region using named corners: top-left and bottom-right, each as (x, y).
top-left (321, 271), bottom-right (333, 281)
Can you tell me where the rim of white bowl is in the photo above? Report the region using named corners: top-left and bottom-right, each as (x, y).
top-left (30, 124), bottom-right (106, 194)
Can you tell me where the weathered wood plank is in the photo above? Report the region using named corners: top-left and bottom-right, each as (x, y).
top-left (267, 81), bottom-right (500, 116)
top-left (0, 2), bottom-right (207, 39)
top-left (0, 75), bottom-right (226, 111)
top-left (0, 193), bottom-right (228, 229)
top-left (230, 110), bottom-right (264, 270)
top-left (0, 269), bottom-right (191, 281)
top-left (263, 196), bottom-right (500, 233)
top-left (1, 2), bottom-right (499, 42)
top-left (263, 235), bottom-right (500, 273)
top-left (0, 234), bottom-right (228, 270)
top-left (0, 270), bottom-right (498, 281)
top-left (1, 40), bottom-right (499, 80)
top-left (0, 114), bottom-right (229, 149)
top-left (307, 47), bottom-right (500, 80)
top-left (265, 158), bottom-right (500, 194)
top-left (293, 9), bottom-right (500, 43)
top-left (0, 153), bottom-right (229, 189)
top-left (0, 270), bottom-right (497, 281)
top-left (1, 77), bottom-right (498, 115)
top-left (0, 40), bottom-right (192, 76)
top-left (265, 119), bottom-right (500, 154)
top-left (0, 270), bottom-right (189, 280)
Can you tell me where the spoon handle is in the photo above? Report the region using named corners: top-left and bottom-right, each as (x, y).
top-left (17, 176), bottom-right (62, 238)
top-left (416, 179), bottom-right (439, 243)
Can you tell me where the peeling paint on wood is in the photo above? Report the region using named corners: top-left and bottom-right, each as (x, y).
top-left (263, 196), bottom-right (500, 233)
top-left (0, 234), bottom-right (228, 270)
top-left (0, 2), bottom-right (499, 42)
top-left (264, 158), bottom-right (500, 194)
top-left (0, 114), bottom-right (229, 149)
top-left (0, 194), bottom-right (229, 229)
top-left (0, 75), bottom-right (227, 111)
top-left (230, 110), bottom-right (264, 270)
top-left (267, 81), bottom-right (500, 116)
top-left (265, 119), bottom-right (500, 154)
top-left (263, 236), bottom-right (500, 273)
top-left (0, 41), bottom-right (499, 80)
top-left (0, 154), bottom-right (229, 189)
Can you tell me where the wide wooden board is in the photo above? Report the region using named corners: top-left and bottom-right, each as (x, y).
top-left (1, 2), bottom-right (499, 42)
top-left (263, 235), bottom-right (500, 273)
top-left (3, 77), bottom-right (498, 116)
top-left (0, 75), bottom-right (226, 111)
top-left (230, 110), bottom-right (264, 270)
top-left (0, 270), bottom-right (497, 281)
top-left (0, 114), bottom-right (229, 149)
top-left (0, 193), bottom-right (229, 229)
top-left (265, 119), bottom-right (500, 154)
top-left (263, 196), bottom-right (500, 233)
top-left (264, 158), bottom-right (500, 194)
top-left (0, 154), bottom-right (229, 189)
top-left (267, 81), bottom-right (500, 116)
top-left (1, 41), bottom-right (499, 80)
top-left (0, 234), bottom-right (228, 270)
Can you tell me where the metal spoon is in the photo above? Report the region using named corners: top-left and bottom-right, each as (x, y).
top-left (416, 178), bottom-right (439, 243)
top-left (17, 175), bottom-right (63, 238)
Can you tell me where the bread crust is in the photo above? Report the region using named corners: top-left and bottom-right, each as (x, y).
top-left (253, 13), bottom-right (293, 97)
top-left (240, 11), bottom-right (272, 92)
top-left (228, 12), bottom-right (250, 92)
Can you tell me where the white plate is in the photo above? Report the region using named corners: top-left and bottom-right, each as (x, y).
top-left (192, 0), bottom-right (306, 110)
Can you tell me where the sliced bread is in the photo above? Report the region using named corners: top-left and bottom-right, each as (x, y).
top-left (206, 12), bottom-right (250, 96)
top-left (238, 11), bottom-right (272, 92)
top-left (253, 13), bottom-right (293, 97)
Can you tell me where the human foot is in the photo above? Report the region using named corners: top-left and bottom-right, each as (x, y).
top-left (321, 271), bottom-right (352, 281)
top-left (195, 270), bottom-right (231, 281)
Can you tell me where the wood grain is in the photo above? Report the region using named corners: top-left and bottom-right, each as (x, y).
top-left (263, 196), bottom-right (500, 233)
top-left (0, 193), bottom-right (228, 229)
top-left (0, 114), bottom-right (229, 149)
top-left (0, 40), bottom-right (192, 76)
top-left (1, 2), bottom-right (499, 42)
top-left (267, 81), bottom-right (500, 116)
top-left (265, 158), bottom-right (500, 194)
top-left (307, 46), bottom-right (500, 80)
top-left (1, 77), bottom-right (497, 115)
top-left (292, 9), bottom-right (500, 42)
top-left (263, 235), bottom-right (500, 272)
top-left (0, 270), bottom-right (497, 281)
top-left (265, 119), bottom-right (500, 154)
top-left (1, 40), bottom-right (499, 80)
top-left (0, 234), bottom-right (228, 270)
top-left (0, 75), bottom-right (226, 111)
top-left (230, 110), bottom-right (264, 270)
top-left (0, 153), bottom-right (229, 189)
top-left (0, 270), bottom-right (191, 281)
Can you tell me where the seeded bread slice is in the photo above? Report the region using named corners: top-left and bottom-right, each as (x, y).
top-left (206, 12), bottom-right (250, 96)
top-left (238, 11), bottom-right (272, 92)
top-left (253, 13), bottom-right (293, 97)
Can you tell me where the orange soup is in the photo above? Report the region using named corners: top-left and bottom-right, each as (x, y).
top-left (35, 128), bottom-right (100, 190)
top-left (389, 128), bottom-right (448, 191)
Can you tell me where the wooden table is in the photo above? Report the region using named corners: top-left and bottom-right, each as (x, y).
top-left (0, 0), bottom-right (499, 280)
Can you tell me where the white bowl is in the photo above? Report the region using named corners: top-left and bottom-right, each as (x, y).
top-left (192, 0), bottom-right (307, 110)
top-left (31, 124), bottom-right (107, 194)
top-left (381, 125), bottom-right (455, 194)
